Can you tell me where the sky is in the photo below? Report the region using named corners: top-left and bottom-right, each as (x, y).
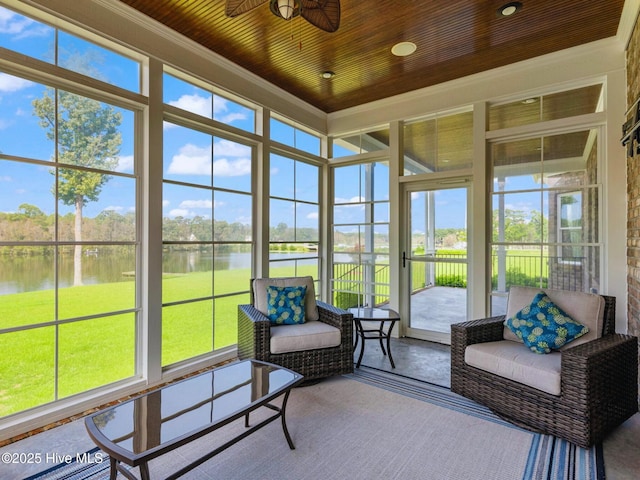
top-left (0, 5), bottom-right (316, 232)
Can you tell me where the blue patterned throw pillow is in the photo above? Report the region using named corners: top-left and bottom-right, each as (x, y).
top-left (266, 285), bottom-right (307, 325)
top-left (504, 292), bottom-right (589, 354)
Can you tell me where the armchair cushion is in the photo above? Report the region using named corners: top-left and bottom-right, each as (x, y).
top-left (504, 292), bottom-right (589, 354)
top-left (266, 285), bottom-right (307, 325)
top-left (503, 286), bottom-right (604, 349)
top-left (253, 276), bottom-right (319, 321)
top-left (270, 321), bottom-right (341, 354)
top-left (465, 340), bottom-right (562, 395)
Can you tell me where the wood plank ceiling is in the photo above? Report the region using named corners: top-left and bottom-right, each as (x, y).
top-left (119, 0), bottom-right (625, 113)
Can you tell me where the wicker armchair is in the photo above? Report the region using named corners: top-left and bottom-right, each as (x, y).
top-left (451, 288), bottom-right (638, 448)
top-left (237, 277), bottom-right (354, 382)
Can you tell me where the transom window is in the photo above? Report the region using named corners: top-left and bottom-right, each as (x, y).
top-left (270, 115), bottom-right (321, 155)
top-left (163, 71), bottom-right (256, 133)
top-left (0, 5), bottom-right (141, 93)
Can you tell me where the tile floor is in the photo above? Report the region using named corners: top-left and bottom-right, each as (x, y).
top-left (1, 338), bottom-right (639, 479)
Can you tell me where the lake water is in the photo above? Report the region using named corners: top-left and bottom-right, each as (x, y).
top-left (0, 251), bottom-right (325, 295)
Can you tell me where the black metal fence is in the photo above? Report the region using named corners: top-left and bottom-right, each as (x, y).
top-left (332, 252), bottom-right (589, 309)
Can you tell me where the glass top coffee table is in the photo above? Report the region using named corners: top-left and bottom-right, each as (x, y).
top-left (85, 359), bottom-right (303, 480)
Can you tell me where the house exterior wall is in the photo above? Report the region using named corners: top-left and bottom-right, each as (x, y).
top-left (627, 13), bottom-right (640, 341)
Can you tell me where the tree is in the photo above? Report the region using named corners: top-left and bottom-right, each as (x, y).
top-left (492, 208), bottom-right (547, 244)
top-left (33, 88), bottom-right (122, 285)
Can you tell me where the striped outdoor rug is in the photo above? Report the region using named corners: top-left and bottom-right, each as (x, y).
top-left (27, 366), bottom-right (603, 480)
top-left (349, 366), bottom-right (604, 480)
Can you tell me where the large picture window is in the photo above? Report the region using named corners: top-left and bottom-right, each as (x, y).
top-left (162, 121), bottom-right (253, 366)
top-left (161, 71), bottom-right (256, 367)
top-left (0, 75), bottom-right (138, 416)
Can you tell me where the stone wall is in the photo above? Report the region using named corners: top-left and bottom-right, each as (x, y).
top-left (627, 14), bottom-right (640, 340)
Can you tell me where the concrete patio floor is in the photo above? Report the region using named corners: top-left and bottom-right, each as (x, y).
top-left (409, 285), bottom-right (508, 333)
top-left (409, 285), bottom-right (467, 333)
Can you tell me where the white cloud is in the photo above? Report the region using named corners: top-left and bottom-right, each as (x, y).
top-left (218, 112), bottom-right (247, 124)
top-left (104, 206), bottom-right (124, 212)
top-left (213, 97), bottom-right (247, 124)
top-left (167, 143), bottom-right (211, 175)
top-left (169, 93), bottom-right (212, 117)
top-left (215, 139), bottom-right (251, 157)
top-left (0, 8), bottom-right (31, 34)
top-left (504, 202), bottom-right (535, 215)
top-left (0, 175), bottom-right (12, 182)
top-left (213, 96), bottom-right (229, 115)
top-left (167, 139), bottom-right (251, 177)
top-left (162, 200), bottom-right (170, 207)
top-left (169, 208), bottom-right (190, 217)
top-left (116, 155), bottom-right (134, 173)
top-left (334, 196), bottom-right (366, 210)
top-left (163, 95), bottom-right (247, 126)
top-left (306, 212), bottom-right (319, 220)
top-left (179, 199), bottom-right (212, 209)
top-left (213, 158), bottom-right (251, 177)
top-left (335, 196), bottom-right (365, 204)
top-left (0, 73), bottom-right (33, 93)
top-left (0, 8), bottom-right (50, 40)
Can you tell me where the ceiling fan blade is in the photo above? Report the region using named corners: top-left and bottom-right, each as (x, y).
top-left (225, 0), bottom-right (269, 17)
top-left (301, 0), bottom-right (340, 32)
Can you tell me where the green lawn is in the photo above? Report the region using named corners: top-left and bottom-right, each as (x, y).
top-left (0, 263), bottom-right (318, 416)
top-left (408, 249), bottom-right (550, 290)
top-left (1, 250), bottom-right (547, 416)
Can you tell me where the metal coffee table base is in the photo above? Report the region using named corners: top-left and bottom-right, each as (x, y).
top-left (110, 390), bottom-right (296, 480)
top-left (85, 360), bottom-right (303, 480)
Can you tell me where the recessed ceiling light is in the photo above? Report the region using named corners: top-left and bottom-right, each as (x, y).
top-left (497, 1), bottom-right (523, 17)
top-left (522, 98), bottom-right (537, 104)
top-left (391, 42), bottom-right (417, 57)
top-left (320, 71), bottom-right (335, 79)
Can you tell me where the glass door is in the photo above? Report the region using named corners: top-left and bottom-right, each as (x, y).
top-left (404, 185), bottom-right (469, 343)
